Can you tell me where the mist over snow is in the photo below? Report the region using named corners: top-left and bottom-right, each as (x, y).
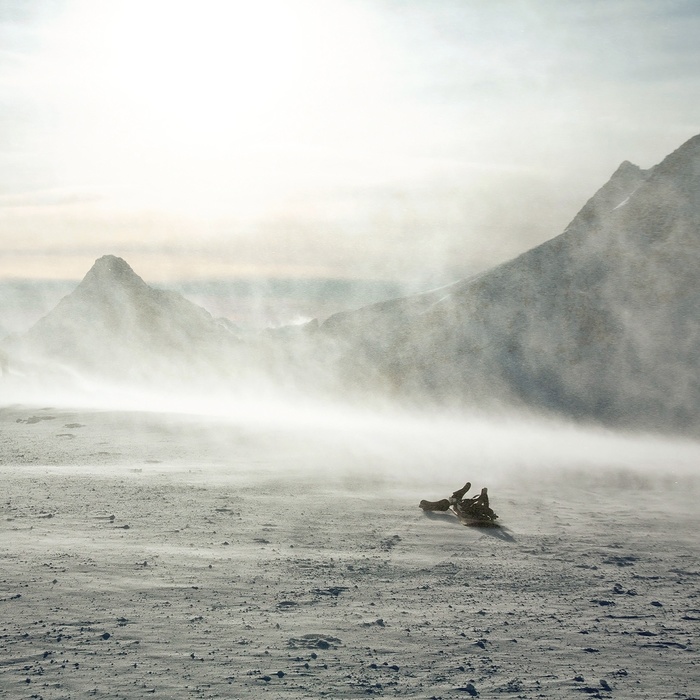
top-left (319, 134), bottom-right (700, 436)
top-left (2, 134), bottom-right (700, 442)
top-left (3, 255), bottom-right (247, 389)
top-left (3, 6), bottom-right (700, 697)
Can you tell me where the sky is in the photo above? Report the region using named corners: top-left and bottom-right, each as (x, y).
top-left (1, 0), bottom-right (699, 286)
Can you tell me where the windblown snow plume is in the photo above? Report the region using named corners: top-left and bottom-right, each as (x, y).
top-left (3, 135), bottom-right (700, 437)
top-left (318, 134), bottom-right (700, 435)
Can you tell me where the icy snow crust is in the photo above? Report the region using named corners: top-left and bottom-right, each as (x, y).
top-left (1, 403), bottom-right (699, 699)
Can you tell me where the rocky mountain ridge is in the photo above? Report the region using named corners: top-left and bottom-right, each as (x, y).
top-left (319, 133), bottom-right (700, 433)
top-left (3, 134), bottom-right (700, 434)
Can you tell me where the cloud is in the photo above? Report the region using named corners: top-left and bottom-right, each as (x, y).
top-left (0, 0), bottom-right (699, 285)
top-left (0, 188), bottom-right (102, 208)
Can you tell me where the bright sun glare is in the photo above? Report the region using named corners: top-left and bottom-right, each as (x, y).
top-left (33, 0), bottom-right (400, 220)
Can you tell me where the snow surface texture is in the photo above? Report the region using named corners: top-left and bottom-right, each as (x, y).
top-left (1, 404), bottom-right (699, 699)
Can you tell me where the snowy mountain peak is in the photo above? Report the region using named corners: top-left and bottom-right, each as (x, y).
top-left (80, 255), bottom-right (147, 291)
top-left (12, 255), bottom-right (241, 383)
top-left (612, 160), bottom-right (643, 177)
top-left (645, 132), bottom-right (700, 189)
top-left (319, 132), bottom-right (700, 435)
top-left (561, 131), bottom-right (700, 237)
top-left (564, 157), bottom-right (650, 233)
top-left (92, 254), bottom-right (132, 273)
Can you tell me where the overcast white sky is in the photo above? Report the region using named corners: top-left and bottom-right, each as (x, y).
top-left (1, 0), bottom-right (699, 284)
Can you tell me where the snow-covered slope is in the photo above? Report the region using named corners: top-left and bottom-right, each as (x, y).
top-left (320, 134), bottom-right (700, 433)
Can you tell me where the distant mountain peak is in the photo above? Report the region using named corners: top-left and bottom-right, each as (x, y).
top-left (80, 255), bottom-right (147, 291)
top-left (645, 132), bottom-right (700, 185)
top-left (612, 160), bottom-right (643, 177)
top-left (674, 131), bottom-right (700, 152)
top-left (13, 254), bottom-right (241, 382)
top-left (563, 157), bottom-right (651, 234)
top-left (87, 254), bottom-right (135, 277)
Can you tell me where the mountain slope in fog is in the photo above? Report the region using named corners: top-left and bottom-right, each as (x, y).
top-left (9, 255), bottom-right (241, 383)
top-left (320, 134), bottom-right (700, 433)
top-left (4, 136), bottom-right (699, 434)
